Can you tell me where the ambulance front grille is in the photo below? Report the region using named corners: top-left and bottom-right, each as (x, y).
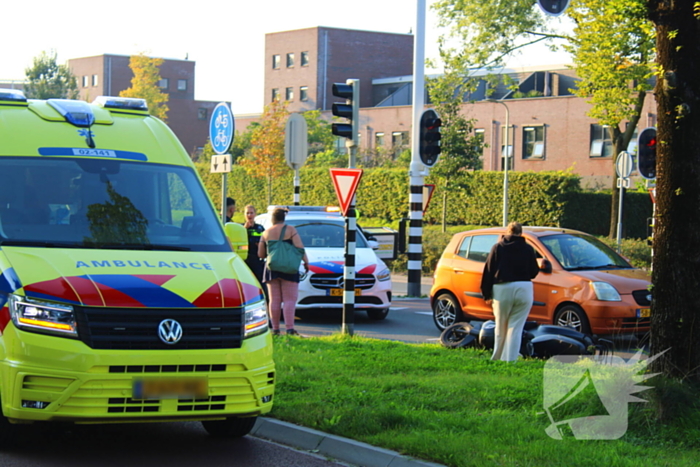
top-left (74, 307), bottom-right (244, 350)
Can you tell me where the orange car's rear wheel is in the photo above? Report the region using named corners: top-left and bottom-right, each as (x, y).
top-left (433, 293), bottom-right (464, 331)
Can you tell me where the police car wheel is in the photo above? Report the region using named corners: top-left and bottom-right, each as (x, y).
top-left (367, 308), bottom-right (389, 320)
top-left (202, 416), bottom-right (257, 438)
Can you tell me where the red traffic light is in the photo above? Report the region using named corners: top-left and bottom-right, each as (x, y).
top-left (637, 127), bottom-right (657, 180)
top-left (419, 109), bottom-right (442, 167)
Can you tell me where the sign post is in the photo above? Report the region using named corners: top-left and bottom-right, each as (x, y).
top-left (615, 151), bottom-right (633, 252)
top-left (285, 113), bottom-right (309, 205)
top-left (330, 168), bottom-right (364, 336)
top-left (209, 103), bottom-right (234, 222)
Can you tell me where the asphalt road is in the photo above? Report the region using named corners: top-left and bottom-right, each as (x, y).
top-left (0, 421), bottom-right (346, 467)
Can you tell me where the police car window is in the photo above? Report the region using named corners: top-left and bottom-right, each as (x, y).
top-left (467, 234), bottom-right (499, 262)
top-left (292, 222), bottom-right (367, 248)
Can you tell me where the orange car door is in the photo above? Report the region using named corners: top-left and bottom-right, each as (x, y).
top-left (528, 243), bottom-right (553, 323)
top-left (454, 234), bottom-right (500, 320)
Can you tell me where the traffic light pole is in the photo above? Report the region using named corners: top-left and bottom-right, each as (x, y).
top-left (407, 0), bottom-right (427, 298)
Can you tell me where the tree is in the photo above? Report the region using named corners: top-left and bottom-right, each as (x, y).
top-left (427, 71), bottom-right (484, 230)
top-left (24, 51), bottom-right (79, 99)
top-left (647, 0), bottom-right (700, 383)
top-left (120, 54), bottom-right (169, 122)
top-left (433, 0), bottom-right (655, 236)
top-left (238, 99), bottom-right (290, 204)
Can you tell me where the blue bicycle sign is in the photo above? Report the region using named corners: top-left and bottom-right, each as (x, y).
top-left (209, 102), bottom-right (235, 154)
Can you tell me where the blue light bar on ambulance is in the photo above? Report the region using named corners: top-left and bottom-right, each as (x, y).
top-left (93, 96), bottom-right (148, 112)
top-left (0, 88), bottom-right (27, 102)
top-left (47, 99), bottom-right (95, 128)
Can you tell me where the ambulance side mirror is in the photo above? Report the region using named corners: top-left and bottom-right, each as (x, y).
top-left (225, 222), bottom-right (248, 260)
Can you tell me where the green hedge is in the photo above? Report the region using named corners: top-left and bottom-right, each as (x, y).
top-left (195, 163), bottom-right (652, 239)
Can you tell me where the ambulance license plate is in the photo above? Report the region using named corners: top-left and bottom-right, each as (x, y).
top-left (637, 308), bottom-right (651, 318)
top-left (133, 378), bottom-right (208, 400)
top-left (329, 288), bottom-right (361, 296)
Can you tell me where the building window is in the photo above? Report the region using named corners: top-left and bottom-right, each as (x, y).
top-left (177, 79), bottom-right (187, 91)
top-left (285, 87), bottom-right (294, 101)
top-left (197, 108), bottom-right (208, 120)
top-left (392, 131), bottom-right (409, 156)
top-left (286, 53), bottom-right (295, 68)
top-left (334, 137), bottom-right (348, 155)
top-left (474, 128), bottom-right (485, 160)
top-left (272, 55), bottom-right (281, 69)
top-left (271, 88), bottom-right (279, 102)
top-left (300, 86), bottom-right (308, 102)
top-left (92, 74), bottom-right (99, 86)
top-left (501, 125), bottom-right (514, 170)
top-left (375, 132), bottom-right (385, 148)
top-left (301, 51), bottom-right (309, 67)
top-left (590, 124), bottom-right (613, 157)
top-left (523, 125), bottom-right (545, 159)
top-left (158, 78), bottom-right (169, 90)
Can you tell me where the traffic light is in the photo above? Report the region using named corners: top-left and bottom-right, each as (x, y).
top-left (331, 80), bottom-right (358, 142)
top-left (537, 0), bottom-right (570, 16)
top-left (637, 127), bottom-right (657, 180)
top-left (419, 109), bottom-right (442, 167)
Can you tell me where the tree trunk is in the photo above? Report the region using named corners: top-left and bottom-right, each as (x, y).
top-left (649, 0), bottom-right (700, 382)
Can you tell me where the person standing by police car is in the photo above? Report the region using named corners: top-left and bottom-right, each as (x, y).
top-left (243, 205), bottom-right (265, 287)
top-left (480, 222), bottom-right (540, 362)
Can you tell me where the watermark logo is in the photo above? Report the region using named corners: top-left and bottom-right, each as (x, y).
top-left (541, 350), bottom-right (662, 440)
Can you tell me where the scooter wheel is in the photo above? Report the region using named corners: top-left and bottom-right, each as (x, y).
top-left (440, 322), bottom-right (476, 349)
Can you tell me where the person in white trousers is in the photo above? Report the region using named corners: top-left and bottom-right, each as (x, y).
top-left (481, 222), bottom-right (540, 362)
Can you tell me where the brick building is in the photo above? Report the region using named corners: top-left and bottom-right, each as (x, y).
top-left (236, 26), bottom-right (657, 189)
top-left (68, 54), bottom-right (219, 156)
top-left (264, 26), bottom-right (413, 113)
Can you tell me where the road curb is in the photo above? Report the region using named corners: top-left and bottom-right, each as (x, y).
top-left (251, 417), bottom-right (446, 467)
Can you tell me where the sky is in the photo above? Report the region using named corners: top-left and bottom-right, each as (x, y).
top-left (2, 0), bottom-right (572, 115)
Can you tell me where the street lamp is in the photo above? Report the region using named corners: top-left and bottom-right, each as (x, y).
top-left (487, 99), bottom-right (510, 226)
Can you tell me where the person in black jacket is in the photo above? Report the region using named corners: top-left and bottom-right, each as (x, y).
top-left (243, 204), bottom-right (266, 287)
top-left (481, 222), bottom-right (540, 362)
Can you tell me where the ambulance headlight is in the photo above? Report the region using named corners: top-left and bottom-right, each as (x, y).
top-left (8, 295), bottom-right (78, 337)
top-left (244, 300), bottom-right (269, 338)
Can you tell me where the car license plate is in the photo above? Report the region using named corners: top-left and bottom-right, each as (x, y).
top-left (328, 288), bottom-right (361, 296)
top-left (636, 308), bottom-right (651, 318)
top-left (133, 378), bottom-right (208, 400)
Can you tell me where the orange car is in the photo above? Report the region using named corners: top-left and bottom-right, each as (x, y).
top-left (430, 227), bottom-right (651, 336)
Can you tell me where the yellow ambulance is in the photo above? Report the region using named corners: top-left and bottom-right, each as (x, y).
top-left (0, 89), bottom-right (273, 440)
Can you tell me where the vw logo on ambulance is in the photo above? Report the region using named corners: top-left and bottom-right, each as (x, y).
top-left (158, 319), bottom-right (184, 344)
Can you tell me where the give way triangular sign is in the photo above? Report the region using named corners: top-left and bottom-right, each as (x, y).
top-left (329, 168), bottom-right (363, 216)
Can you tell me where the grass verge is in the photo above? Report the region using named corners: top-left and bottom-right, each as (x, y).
top-left (270, 334), bottom-right (699, 467)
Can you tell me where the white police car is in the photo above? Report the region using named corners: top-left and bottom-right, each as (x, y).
top-left (256, 206), bottom-right (392, 320)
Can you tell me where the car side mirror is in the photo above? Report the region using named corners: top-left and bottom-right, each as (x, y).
top-left (225, 222), bottom-right (248, 260)
top-left (537, 258), bottom-right (552, 274)
top-left (368, 239), bottom-right (379, 250)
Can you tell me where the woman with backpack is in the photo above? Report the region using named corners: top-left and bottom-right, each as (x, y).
top-left (258, 208), bottom-right (309, 336)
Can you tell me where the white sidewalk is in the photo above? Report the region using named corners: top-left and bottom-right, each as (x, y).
top-left (391, 273), bottom-right (433, 297)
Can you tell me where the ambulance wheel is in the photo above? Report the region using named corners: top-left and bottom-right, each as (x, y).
top-left (367, 308), bottom-right (389, 320)
top-left (202, 416), bottom-right (257, 438)
top-left (0, 404), bottom-right (17, 446)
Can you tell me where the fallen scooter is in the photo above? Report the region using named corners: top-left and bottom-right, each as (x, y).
top-left (440, 320), bottom-right (613, 358)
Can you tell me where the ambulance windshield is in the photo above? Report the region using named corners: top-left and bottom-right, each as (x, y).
top-left (0, 157), bottom-right (229, 252)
